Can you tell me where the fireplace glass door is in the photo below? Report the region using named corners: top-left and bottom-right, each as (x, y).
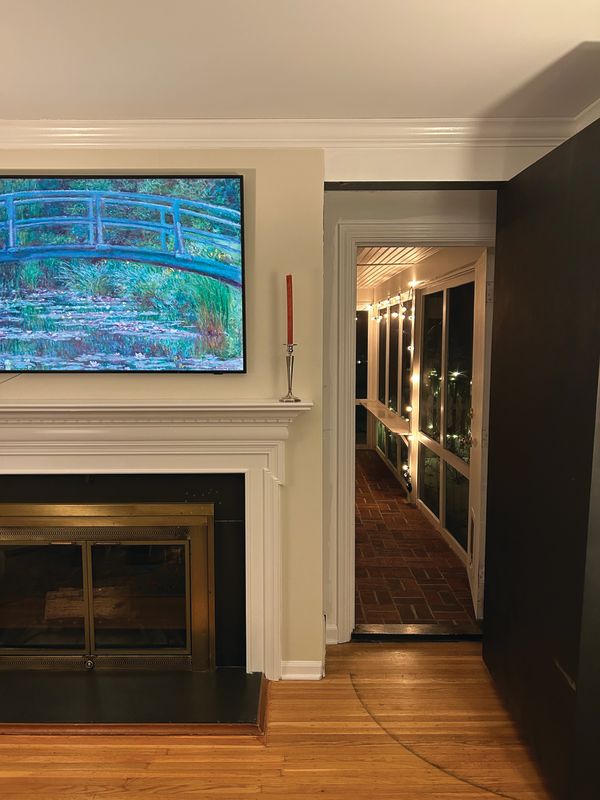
top-left (0, 504), bottom-right (214, 671)
top-left (91, 543), bottom-right (188, 650)
top-left (0, 541), bottom-right (188, 653)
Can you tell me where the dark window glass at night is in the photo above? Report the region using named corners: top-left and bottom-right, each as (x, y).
top-left (355, 404), bottom-right (367, 445)
top-left (419, 444), bottom-right (440, 518)
top-left (400, 300), bottom-right (413, 420)
top-left (446, 282), bottom-right (474, 462)
top-left (445, 464), bottom-right (469, 550)
top-left (419, 292), bottom-right (443, 440)
top-left (387, 305), bottom-right (399, 411)
top-left (355, 310), bottom-right (369, 399)
top-left (376, 420), bottom-right (386, 454)
top-left (386, 428), bottom-right (397, 467)
top-left (378, 311), bottom-right (387, 404)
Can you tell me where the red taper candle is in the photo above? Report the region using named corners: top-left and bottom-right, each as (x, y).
top-left (286, 274), bottom-right (293, 345)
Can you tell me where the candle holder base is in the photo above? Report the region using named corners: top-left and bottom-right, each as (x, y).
top-left (279, 344), bottom-right (301, 403)
top-left (279, 391), bottom-right (302, 403)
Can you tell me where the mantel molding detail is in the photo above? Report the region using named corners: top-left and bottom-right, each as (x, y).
top-left (0, 399), bottom-right (312, 428)
top-left (0, 398), bottom-right (314, 681)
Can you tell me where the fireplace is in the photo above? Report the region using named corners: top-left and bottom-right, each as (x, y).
top-left (0, 398), bottom-right (313, 682)
top-left (0, 503), bottom-right (215, 671)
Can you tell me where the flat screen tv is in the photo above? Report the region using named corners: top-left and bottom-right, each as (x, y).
top-left (0, 175), bottom-right (245, 372)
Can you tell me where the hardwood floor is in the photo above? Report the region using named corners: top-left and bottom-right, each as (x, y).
top-left (0, 643), bottom-right (551, 799)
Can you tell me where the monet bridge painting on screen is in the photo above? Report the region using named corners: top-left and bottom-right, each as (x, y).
top-left (0, 176), bottom-right (244, 372)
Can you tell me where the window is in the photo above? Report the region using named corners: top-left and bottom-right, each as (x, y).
top-left (446, 283), bottom-right (474, 462)
top-left (387, 305), bottom-right (399, 411)
top-left (376, 420), bottom-right (386, 453)
top-left (377, 310), bottom-right (387, 404)
top-left (419, 444), bottom-right (440, 518)
top-left (417, 279), bottom-right (476, 555)
top-left (355, 310), bottom-right (369, 399)
top-left (400, 299), bottom-right (413, 420)
top-left (445, 464), bottom-right (469, 550)
top-left (355, 309), bottom-right (369, 445)
top-left (419, 291), bottom-right (443, 440)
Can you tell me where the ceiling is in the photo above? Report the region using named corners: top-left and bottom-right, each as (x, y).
top-left (357, 247), bottom-right (439, 288)
top-left (1, 1), bottom-right (599, 120)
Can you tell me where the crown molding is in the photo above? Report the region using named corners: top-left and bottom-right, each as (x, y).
top-left (0, 116), bottom-right (584, 151)
top-left (573, 97), bottom-right (600, 134)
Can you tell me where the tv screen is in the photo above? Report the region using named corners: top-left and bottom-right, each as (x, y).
top-left (0, 175), bottom-right (245, 372)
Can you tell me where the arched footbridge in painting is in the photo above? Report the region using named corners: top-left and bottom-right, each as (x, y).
top-left (0, 189), bottom-right (242, 287)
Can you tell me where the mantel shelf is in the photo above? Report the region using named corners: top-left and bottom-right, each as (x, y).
top-left (359, 399), bottom-right (410, 437)
top-left (0, 399), bottom-right (313, 426)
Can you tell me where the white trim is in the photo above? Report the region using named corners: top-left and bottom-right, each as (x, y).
top-left (325, 622), bottom-right (339, 646)
top-left (281, 660), bottom-right (324, 681)
top-left (0, 398), bottom-right (312, 681)
top-left (328, 221), bottom-right (495, 645)
top-left (0, 116), bottom-right (575, 150)
top-left (1, 114), bottom-right (595, 181)
top-left (416, 498), bottom-right (469, 567)
top-left (573, 97), bottom-right (600, 134)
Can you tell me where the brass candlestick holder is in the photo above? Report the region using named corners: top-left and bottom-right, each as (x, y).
top-left (280, 343), bottom-right (301, 402)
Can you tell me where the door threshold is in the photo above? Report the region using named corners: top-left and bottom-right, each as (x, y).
top-left (353, 623), bottom-right (482, 641)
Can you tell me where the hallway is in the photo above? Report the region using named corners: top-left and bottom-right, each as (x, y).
top-left (355, 449), bottom-right (477, 628)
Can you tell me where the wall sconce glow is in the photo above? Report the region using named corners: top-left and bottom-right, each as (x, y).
top-left (407, 345), bottom-right (414, 352)
top-left (408, 280), bottom-right (419, 288)
top-left (405, 405), bottom-right (413, 413)
top-left (401, 463), bottom-right (409, 472)
top-left (391, 311), bottom-right (399, 318)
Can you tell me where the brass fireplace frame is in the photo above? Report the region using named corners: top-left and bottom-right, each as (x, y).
top-left (0, 503), bottom-right (215, 671)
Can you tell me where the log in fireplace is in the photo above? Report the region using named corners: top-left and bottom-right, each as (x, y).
top-left (0, 503), bottom-right (215, 671)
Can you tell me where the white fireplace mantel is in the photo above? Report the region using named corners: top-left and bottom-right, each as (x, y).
top-left (0, 398), bottom-right (313, 681)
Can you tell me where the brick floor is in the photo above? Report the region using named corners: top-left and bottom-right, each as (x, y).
top-left (355, 449), bottom-right (476, 627)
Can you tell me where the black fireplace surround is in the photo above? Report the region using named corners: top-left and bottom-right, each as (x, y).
top-left (0, 474), bottom-right (246, 669)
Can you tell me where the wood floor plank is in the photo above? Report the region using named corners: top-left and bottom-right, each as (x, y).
top-left (0, 643), bottom-right (551, 799)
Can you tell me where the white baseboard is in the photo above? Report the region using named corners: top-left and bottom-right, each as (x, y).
top-left (326, 622), bottom-right (339, 645)
top-left (281, 660), bottom-right (324, 681)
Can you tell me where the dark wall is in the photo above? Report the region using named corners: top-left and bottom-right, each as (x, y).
top-left (484, 118), bottom-right (600, 799)
top-left (573, 371), bottom-right (600, 799)
top-left (0, 473), bottom-right (246, 668)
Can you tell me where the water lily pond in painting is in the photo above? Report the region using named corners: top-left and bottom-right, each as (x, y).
top-left (0, 176), bottom-right (244, 372)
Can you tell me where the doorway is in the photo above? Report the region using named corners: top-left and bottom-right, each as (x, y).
top-left (353, 247), bottom-right (490, 634)
top-left (323, 198), bottom-right (496, 644)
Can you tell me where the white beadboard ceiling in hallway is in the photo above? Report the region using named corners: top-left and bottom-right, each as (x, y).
top-left (357, 247), bottom-right (439, 288)
top-left (0, 1), bottom-right (598, 120)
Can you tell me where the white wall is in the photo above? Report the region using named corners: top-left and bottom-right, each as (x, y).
top-left (0, 148), bottom-right (325, 666)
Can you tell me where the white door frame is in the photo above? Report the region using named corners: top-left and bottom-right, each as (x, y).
top-left (328, 219), bottom-right (495, 644)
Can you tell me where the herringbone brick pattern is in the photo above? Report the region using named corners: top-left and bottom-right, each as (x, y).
top-left (355, 449), bottom-right (476, 626)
